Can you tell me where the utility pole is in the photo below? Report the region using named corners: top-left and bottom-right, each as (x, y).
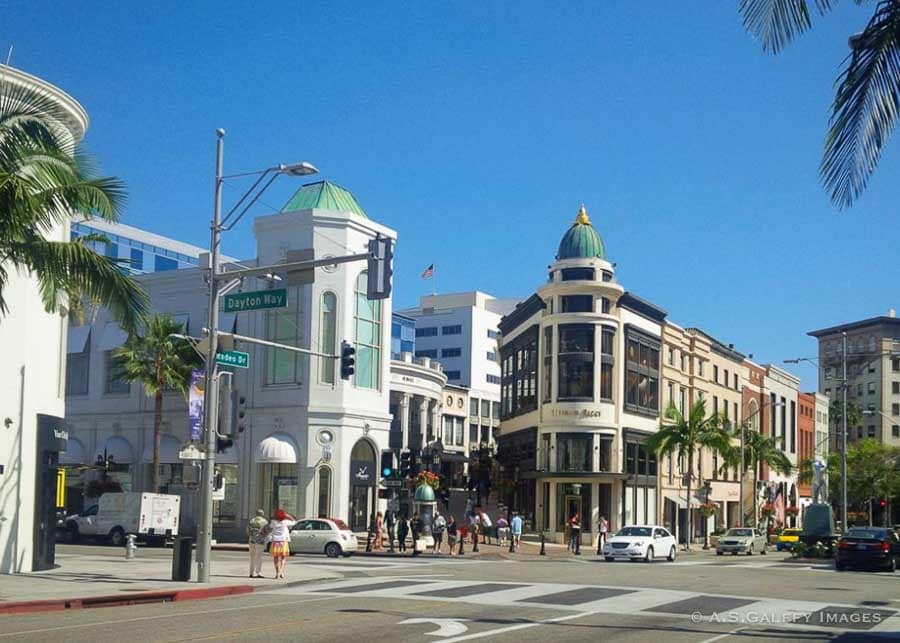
top-left (841, 331), bottom-right (848, 532)
top-left (196, 129), bottom-right (225, 583)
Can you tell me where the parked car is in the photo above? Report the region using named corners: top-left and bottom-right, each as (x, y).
top-left (602, 525), bottom-right (677, 562)
top-left (835, 527), bottom-right (900, 572)
top-left (716, 528), bottom-right (768, 556)
top-left (289, 518), bottom-right (357, 558)
top-left (63, 492), bottom-right (180, 546)
top-left (776, 528), bottom-right (802, 551)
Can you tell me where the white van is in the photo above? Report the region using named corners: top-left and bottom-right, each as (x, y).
top-left (65, 492), bottom-right (180, 546)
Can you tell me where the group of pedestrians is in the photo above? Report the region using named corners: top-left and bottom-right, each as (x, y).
top-left (246, 508), bottom-right (298, 580)
top-left (566, 513), bottom-right (609, 554)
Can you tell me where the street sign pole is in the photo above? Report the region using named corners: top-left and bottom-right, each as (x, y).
top-left (197, 129), bottom-right (224, 583)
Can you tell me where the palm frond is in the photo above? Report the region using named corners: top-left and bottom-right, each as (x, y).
top-left (821, 1), bottom-right (900, 208)
top-left (739, 0), bottom-right (838, 54)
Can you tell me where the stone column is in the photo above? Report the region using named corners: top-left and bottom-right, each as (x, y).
top-left (418, 398), bottom-right (428, 448)
top-left (400, 394), bottom-right (410, 450)
top-left (430, 400), bottom-right (441, 444)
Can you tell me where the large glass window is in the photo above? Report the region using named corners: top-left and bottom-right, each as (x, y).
top-left (558, 324), bottom-right (594, 400)
top-left (320, 292), bottom-right (336, 384)
top-left (625, 441), bottom-right (658, 476)
top-left (265, 287), bottom-right (302, 386)
top-left (557, 433), bottom-right (592, 471)
top-left (500, 326), bottom-right (538, 417)
top-left (600, 327), bottom-right (615, 400)
top-left (561, 267), bottom-right (594, 281)
top-left (561, 295), bottom-right (593, 313)
top-left (104, 351), bottom-right (129, 394)
top-left (556, 483), bottom-right (592, 532)
top-left (543, 326), bottom-right (553, 402)
top-left (354, 272), bottom-right (382, 389)
top-left (624, 330), bottom-right (660, 415)
top-left (66, 350), bottom-right (90, 396)
top-left (154, 255), bottom-right (178, 272)
top-left (317, 467), bottom-right (332, 518)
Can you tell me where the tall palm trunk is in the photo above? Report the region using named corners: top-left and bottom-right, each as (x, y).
top-left (686, 447), bottom-right (694, 550)
top-left (152, 389), bottom-right (163, 493)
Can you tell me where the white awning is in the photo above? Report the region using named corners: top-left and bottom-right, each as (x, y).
top-left (256, 433), bottom-right (299, 464)
top-left (663, 492), bottom-right (702, 510)
top-left (96, 435), bottom-right (134, 464)
top-left (142, 434), bottom-right (182, 464)
top-left (67, 325), bottom-right (91, 354)
top-left (60, 437), bottom-right (86, 465)
top-left (98, 321), bottom-right (128, 351)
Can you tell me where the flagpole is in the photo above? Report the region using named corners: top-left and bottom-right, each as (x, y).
top-left (432, 264), bottom-right (436, 296)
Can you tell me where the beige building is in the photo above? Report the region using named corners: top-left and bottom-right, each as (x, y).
top-left (809, 313), bottom-right (900, 447)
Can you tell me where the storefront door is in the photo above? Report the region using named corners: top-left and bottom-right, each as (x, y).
top-left (564, 495), bottom-right (582, 525)
top-left (350, 485), bottom-right (371, 531)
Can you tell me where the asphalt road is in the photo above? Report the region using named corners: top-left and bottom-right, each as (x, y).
top-left (2, 546), bottom-right (898, 642)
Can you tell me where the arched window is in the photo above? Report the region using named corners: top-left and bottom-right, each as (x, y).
top-left (354, 271), bottom-right (381, 389)
top-left (748, 399), bottom-right (760, 431)
top-left (320, 292), bottom-right (337, 384)
top-left (317, 467), bottom-right (332, 518)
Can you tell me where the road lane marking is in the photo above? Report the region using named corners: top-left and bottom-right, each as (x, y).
top-left (0, 595), bottom-right (339, 638)
top-left (698, 627), bottom-right (746, 643)
top-left (399, 618), bottom-right (470, 637)
top-left (437, 610), bottom-right (600, 642)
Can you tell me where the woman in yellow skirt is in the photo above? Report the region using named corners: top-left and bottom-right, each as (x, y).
top-left (268, 509), bottom-right (297, 579)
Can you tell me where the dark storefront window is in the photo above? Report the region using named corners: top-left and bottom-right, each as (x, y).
top-left (558, 324), bottom-right (594, 400)
top-left (557, 433), bottom-right (592, 472)
top-left (624, 329), bottom-right (660, 415)
top-left (625, 441), bottom-right (658, 476)
top-left (556, 483), bottom-right (592, 532)
top-left (500, 326), bottom-right (538, 418)
top-left (542, 326), bottom-right (553, 402)
top-left (561, 267), bottom-right (594, 281)
top-left (561, 295), bottom-right (593, 313)
top-left (600, 327), bottom-right (615, 400)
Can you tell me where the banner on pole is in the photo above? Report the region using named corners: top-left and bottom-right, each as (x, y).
top-left (189, 370), bottom-right (205, 442)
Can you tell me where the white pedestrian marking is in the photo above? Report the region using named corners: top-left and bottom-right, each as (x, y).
top-left (399, 618), bottom-right (470, 637)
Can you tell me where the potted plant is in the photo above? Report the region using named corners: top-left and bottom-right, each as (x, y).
top-left (409, 470), bottom-right (441, 492)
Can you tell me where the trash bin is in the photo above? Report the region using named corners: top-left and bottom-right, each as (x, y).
top-left (172, 536), bottom-right (193, 582)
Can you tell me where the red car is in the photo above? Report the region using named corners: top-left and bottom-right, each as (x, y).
top-left (835, 527), bottom-right (900, 572)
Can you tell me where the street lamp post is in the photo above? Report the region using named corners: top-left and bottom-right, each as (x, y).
top-left (196, 130), bottom-right (317, 583)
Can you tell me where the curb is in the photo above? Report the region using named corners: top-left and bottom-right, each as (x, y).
top-left (0, 584), bottom-right (253, 616)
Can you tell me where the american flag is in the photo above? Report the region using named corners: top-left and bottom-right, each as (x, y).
top-left (421, 263), bottom-right (434, 280)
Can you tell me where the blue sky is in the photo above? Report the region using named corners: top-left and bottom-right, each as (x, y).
top-left (6, 1), bottom-right (897, 389)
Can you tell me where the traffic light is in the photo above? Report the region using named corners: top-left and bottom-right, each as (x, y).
top-left (409, 452), bottom-right (420, 477)
top-left (366, 235), bottom-right (393, 300)
top-left (234, 391), bottom-right (247, 434)
top-left (399, 450), bottom-right (411, 478)
top-left (381, 451), bottom-right (395, 478)
top-left (880, 499), bottom-right (887, 508)
top-left (340, 340), bottom-right (356, 380)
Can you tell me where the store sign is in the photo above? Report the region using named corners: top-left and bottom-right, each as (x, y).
top-left (548, 407), bottom-right (603, 419)
top-left (351, 460), bottom-right (375, 486)
top-left (188, 370), bottom-right (205, 442)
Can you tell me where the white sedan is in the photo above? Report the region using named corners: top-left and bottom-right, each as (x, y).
top-left (603, 525), bottom-right (677, 562)
top-left (288, 518), bottom-right (358, 557)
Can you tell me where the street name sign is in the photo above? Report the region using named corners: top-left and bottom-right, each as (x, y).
top-left (224, 288), bottom-right (287, 313)
top-left (215, 350), bottom-right (250, 369)
top-left (383, 479), bottom-right (404, 488)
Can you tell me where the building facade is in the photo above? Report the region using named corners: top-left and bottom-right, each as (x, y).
top-left (808, 313), bottom-right (900, 447)
top-left (797, 392), bottom-right (815, 506)
top-left (0, 65), bottom-right (85, 573)
top-left (762, 365), bottom-right (801, 528)
top-left (496, 206), bottom-right (666, 543)
top-left (65, 181), bottom-right (397, 537)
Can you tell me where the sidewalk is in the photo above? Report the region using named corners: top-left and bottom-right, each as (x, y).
top-left (0, 547), bottom-right (341, 614)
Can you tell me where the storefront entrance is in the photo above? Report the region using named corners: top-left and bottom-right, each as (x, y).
top-left (349, 439), bottom-right (377, 532)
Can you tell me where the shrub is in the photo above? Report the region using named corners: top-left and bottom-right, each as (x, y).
top-left (790, 541), bottom-right (808, 557)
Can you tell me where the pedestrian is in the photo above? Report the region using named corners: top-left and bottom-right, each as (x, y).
top-left (568, 512), bottom-right (581, 554)
top-left (480, 509), bottom-right (493, 545)
top-left (247, 509), bottom-right (269, 578)
top-left (469, 511), bottom-right (480, 546)
top-left (374, 511), bottom-right (384, 551)
top-left (496, 515), bottom-right (509, 546)
top-left (268, 509), bottom-right (296, 579)
top-left (432, 511), bottom-right (446, 554)
top-left (598, 515), bottom-right (609, 550)
top-left (397, 514), bottom-right (409, 553)
top-left (386, 510), bottom-right (395, 550)
top-left (411, 512), bottom-right (422, 556)
top-left (511, 512), bottom-right (523, 551)
top-left (446, 515), bottom-right (458, 553)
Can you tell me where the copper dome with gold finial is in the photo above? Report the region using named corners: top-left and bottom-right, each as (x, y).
top-left (556, 204), bottom-right (606, 260)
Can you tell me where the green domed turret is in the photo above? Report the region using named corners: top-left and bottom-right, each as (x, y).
top-left (556, 205), bottom-right (605, 260)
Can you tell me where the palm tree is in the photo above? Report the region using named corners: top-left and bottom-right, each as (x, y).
top-left (0, 77), bottom-right (147, 330)
top-left (113, 315), bottom-right (201, 492)
top-left (739, 0), bottom-right (900, 208)
top-left (741, 428), bottom-right (793, 529)
top-left (647, 400), bottom-right (732, 549)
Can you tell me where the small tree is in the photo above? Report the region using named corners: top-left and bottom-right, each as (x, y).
top-left (741, 429), bottom-right (792, 529)
top-left (113, 315), bottom-right (201, 492)
top-left (647, 400), bottom-right (731, 549)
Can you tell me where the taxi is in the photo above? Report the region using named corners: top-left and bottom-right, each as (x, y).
top-left (776, 527), bottom-right (802, 551)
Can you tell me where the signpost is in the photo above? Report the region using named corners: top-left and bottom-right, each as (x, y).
top-left (223, 288), bottom-right (287, 313)
top-left (383, 479), bottom-right (404, 488)
top-left (215, 350), bottom-right (250, 369)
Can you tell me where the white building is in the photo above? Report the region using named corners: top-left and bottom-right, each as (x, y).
top-left (0, 65), bottom-right (86, 573)
top-left (497, 206), bottom-right (667, 544)
top-left (762, 364), bottom-right (801, 525)
top-left (398, 292), bottom-right (518, 451)
top-left (65, 181), bottom-right (397, 537)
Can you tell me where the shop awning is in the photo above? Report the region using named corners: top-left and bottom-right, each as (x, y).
top-left (440, 452), bottom-right (468, 464)
top-left (66, 326), bottom-right (91, 354)
top-left (96, 435), bottom-right (134, 464)
top-left (142, 434), bottom-right (182, 464)
top-left (60, 437), bottom-right (87, 465)
top-left (98, 321), bottom-right (128, 350)
top-left (256, 433), bottom-right (299, 464)
top-left (663, 492), bottom-right (703, 509)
